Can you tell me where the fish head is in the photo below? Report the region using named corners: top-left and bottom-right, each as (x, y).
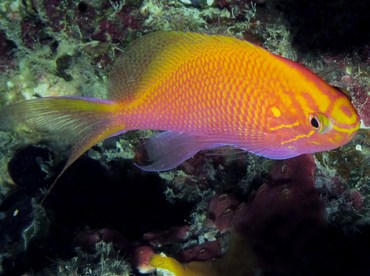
top-left (271, 83), bottom-right (360, 158)
top-left (302, 86), bottom-right (360, 150)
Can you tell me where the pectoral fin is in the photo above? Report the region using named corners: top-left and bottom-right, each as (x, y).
top-left (136, 131), bottom-right (217, 172)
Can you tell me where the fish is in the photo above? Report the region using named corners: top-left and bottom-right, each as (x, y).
top-left (0, 31), bottom-right (360, 179)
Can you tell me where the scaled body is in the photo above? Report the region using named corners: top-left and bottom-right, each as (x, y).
top-left (0, 32), bottom-right (360, 174)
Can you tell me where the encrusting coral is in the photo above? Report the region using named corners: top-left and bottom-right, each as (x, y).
top-left (144, 155), bottom-right (325, 275)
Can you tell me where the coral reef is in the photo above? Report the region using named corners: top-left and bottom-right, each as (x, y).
top-left (143, 155), bottom-right (370, 275)
top-left (0, 0), bottom-right (369, 275)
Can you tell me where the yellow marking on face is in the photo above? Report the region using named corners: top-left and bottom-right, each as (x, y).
top-left (269, 121), bottom-right (300, 131)
top-left (295, 93), bottom-right (315, 117)
top-left (309, 88), bottom-right (331, 112)
top-left (332, 124), bottom-right (358, 133)
top-left (280, 130), bottom-right (315, 145)
top-left (330, 97), bottom-right (359, 125)
top-left (271, 106), bottom-right (281, 117)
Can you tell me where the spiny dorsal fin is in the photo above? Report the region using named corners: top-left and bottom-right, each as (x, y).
top-left (107, 31), bottom-right (257, 101)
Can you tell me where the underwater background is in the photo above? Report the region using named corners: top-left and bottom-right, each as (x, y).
top-left (0, 0), bottom-right (369, 275)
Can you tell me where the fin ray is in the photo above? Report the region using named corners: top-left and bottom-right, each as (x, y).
top-left (0, 97), bottom-right (123, 182)
top-left (108, 31), bottom-right (257, 101)
top-left (136, 131), bottom-right (219, 171)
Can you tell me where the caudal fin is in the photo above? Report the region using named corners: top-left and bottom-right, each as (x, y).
top-left (0, 96), bottom-right (124, 198)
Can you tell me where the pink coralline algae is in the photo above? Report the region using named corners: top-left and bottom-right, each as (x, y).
top-left (43, 0), bottom-right (68, 33)
top-left (239, 155), bottom-right (324, 267)
top-left (16, 0), bottom-right (143, 66)
top-left (230, 155), bottom-right (325, 272)
top-left (73, 227), bottom-right (132, 254)
top-left (207, 193), bottom-right (241, 233)
top-left (233, 155), bottom-right (324, 229)
top-left (143, 225), bottom-right (191, 247)
top-left (133, 245), bottom-right (155, 274)
top-left (349, 191), bottom-right (364, 210)
top-left (91, 7), bottom-right (139, 43)
top-left (0, 30), bottom-right (16, 72)
top-left (178, 240), bottom-right (222, 262)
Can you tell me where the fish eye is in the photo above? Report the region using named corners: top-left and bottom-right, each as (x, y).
top-left (310, 116), bottom-right (320, 129)
top-left (309, 113), bottom-right (332, 134)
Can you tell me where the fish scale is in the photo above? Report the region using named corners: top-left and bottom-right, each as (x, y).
top-left (0, 31), bottom-right (360, 179)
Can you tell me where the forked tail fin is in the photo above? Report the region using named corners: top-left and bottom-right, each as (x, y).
top-left (0, 96), bottom-right (124, 202)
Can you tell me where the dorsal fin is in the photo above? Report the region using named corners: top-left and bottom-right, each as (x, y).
top-left (107, 31), bottom-right (256, 101)
top-left (108, 32), bottom-right (202, 101)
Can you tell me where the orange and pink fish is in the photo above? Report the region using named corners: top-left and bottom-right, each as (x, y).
top-left (0, 31), bottom-right (360, 177)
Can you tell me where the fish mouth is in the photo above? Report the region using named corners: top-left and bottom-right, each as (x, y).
top-left (347, 128), bottom-right (359, 141)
